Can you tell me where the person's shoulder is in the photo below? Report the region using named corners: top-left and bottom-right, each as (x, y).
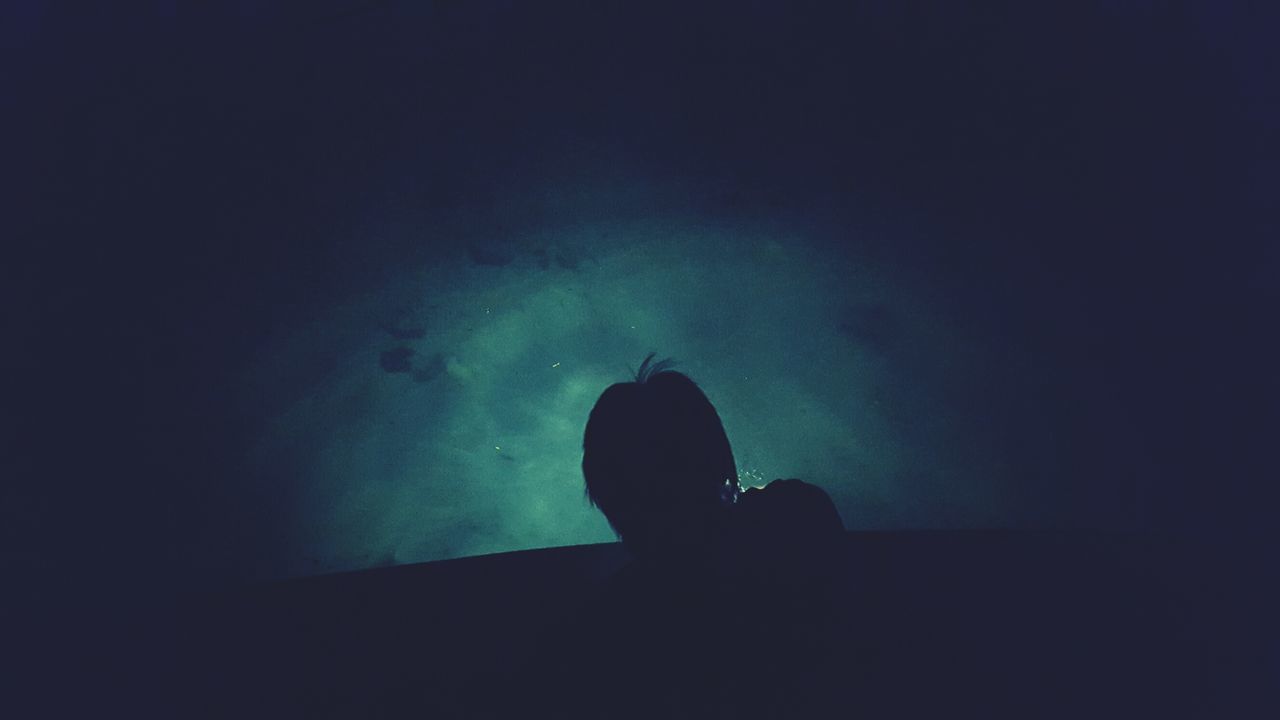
top-left (736, 479), bottom-right (844, 537)
top-left (726, 479), bottom-right (846, 592)
top-left (742, 478), bottom-right (835, 504)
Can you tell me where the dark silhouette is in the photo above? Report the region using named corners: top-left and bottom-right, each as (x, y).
top-left (582, 355), bottom-right (741, 557)
top-left (184, 354), bottom-right (1204, 718)
top-left (513, 355), bottom-right (849, 718)
top-left (187, 356), bottom-right (1205, 717)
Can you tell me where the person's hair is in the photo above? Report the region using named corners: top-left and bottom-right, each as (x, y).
top-left (582, 354), bottom-right (739, 548)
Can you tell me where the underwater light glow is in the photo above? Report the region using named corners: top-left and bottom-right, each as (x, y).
top-left (237, 212), bottom-right (1051, 579)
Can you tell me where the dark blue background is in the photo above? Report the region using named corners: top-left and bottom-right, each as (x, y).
top-left (5, 1), bottom-right (1276, 712)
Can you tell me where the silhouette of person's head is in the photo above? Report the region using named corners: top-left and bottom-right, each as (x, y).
top-left (582, 355), bottom-right (739, 557)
